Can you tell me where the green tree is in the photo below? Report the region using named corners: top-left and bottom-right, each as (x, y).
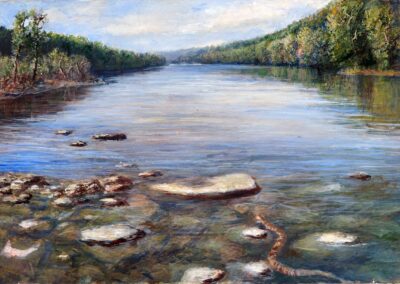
top-left (364, 3), bottom-right (397, 69)
top-left (28, 10), bottom-right (47, 81)
top-left (297, 27), bottom-right (330, 67)
top-left (327, 0), bottom-right (367, 67)
top-left (11, 11), bottom-right (30, 82)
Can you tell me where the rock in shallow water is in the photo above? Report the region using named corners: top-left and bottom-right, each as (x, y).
top-left (139, 170), bottom-right (163, 178)
top-left (180, 267), bottom-right (225, 283)
top-left (64, 179), bottom-right (103, 197)
top-left (149, 173), bottom-right (260, 199)
top-left (80, 224), bottom-right (145, 246)
top-left (242, 261), bottom-right (273, 277)
top-left (92, 133), bottom-right (127, 141)
top-left (349, 172), bottom-right (371, 181)
top-left (53, 197), bottom-right (73, 207)
top-left (242, 227), bottom-right (268, 239)
top-left (100, 175), bottom-right (133, 193)
top-left (55, 129), bottom-right (73, 136)
top-left (3, 193), bottom-right (32, 204)
top-left (317, 232), bottom-right (358, 245)
top-left (1, 240), bottom-right (40, 259)
top-left (70, 141), bottom-right (87, 147)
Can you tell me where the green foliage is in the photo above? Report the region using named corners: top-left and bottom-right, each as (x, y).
top-left (177, 0), bottom-right (398, 71)
top-left (364, 2), bottom-right (397, 69)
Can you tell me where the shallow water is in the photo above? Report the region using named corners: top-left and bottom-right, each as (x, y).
top-left (0, 65), bottom-right (399, 283)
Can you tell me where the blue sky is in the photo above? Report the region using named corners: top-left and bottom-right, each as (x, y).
top-left (0, 0), bottom-right (330, 52)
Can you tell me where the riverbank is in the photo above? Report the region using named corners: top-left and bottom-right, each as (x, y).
top-left (338, 68), bottom-right (400, 77)
top-left (0, 79), bottom-right (105, 100)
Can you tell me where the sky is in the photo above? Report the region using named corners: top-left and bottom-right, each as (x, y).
top-left (0, 0), bottom-right (331, 52)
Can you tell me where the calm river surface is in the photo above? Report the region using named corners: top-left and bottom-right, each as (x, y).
top-left (0, 64), bottom-right (399, 283)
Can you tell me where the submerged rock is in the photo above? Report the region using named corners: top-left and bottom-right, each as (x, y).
top-left (53, 197), bottom-right (73, 207)
top-left (92, 133), bottom-right (127, 141)
top-left (115, 162), bottom-right (138, 169)
top-left (55, 130), bottom-right (73, 136)
top-left (180, 267), bottom-right (225, 283)
top-left (242, 227), bottom-right (268, 239)
top-left (100, 197), bottom-right (127, 207)
top-left (139, 170), bottom-right (163, 178)
top-left (242, 261), bottom-right (273, 277)
top-left (149, 173), bottom-right (260, 199)
top-left (3, 193), bottom-right (32, 204)
top-left (80, 224), bottom-right (145, 246)
top-left (64, 179), bottom-right (103, 197)
top-left (1, 240), bottom-right (40, 259)
top-left (19, 219), bottom-right (43, 229)
top-left (349, 172), bottom-right (371, 181)
top-left (100, 175), bottom-right (133, 193)
top-left (317, 232), bottom-right (358, 245)
top-left (70, 141), bottom-right (87, 147)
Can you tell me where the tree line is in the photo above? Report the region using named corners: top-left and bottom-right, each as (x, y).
top-left (176, 0), bottom-right (399, 71)
top-left (0, 9), bottom-right (165, 92)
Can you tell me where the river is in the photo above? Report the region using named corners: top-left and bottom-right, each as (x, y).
top-left (0, 64), bottom-right (399, 283)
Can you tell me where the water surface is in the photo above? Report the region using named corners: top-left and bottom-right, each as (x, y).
top-left (0, 65), bottom-right (399, 283)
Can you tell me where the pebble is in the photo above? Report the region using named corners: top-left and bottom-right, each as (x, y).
top-left (80, 224), bottom-right (145, 246)
top-left (53, 197), bottom-right (73, 207)
top-left (317, 232), bottom-right (358, 245)
top-left (70, 141), bottom-right (87, 147)
top-left (180, 267), bottom-right (225, 283)
top-left (19, 219), bottom-right (42, 229)
top-left (242, 227), bottom-right (268, 239)
top-left (242, 261), bottom-right (273, 277)
top-left (55, 130), bottom-right (73, 136)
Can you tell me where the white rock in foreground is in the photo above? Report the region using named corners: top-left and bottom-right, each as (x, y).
top-left (242, 227), bottom-right (268, 239)
top-left (242, 261), bottom-right (273, 277)
top-left (19, 219), bottom-right (43, 229)
top-left (80, 224), bottom-right (145, 246)
top-left (317, 232), bottom-right (358, 245)
top-left (150, 173), bottom-right (260, 199)
top-left (180, 267), bottom-right (225, 283)
top-left (1, 240), bottom-right (40, 259)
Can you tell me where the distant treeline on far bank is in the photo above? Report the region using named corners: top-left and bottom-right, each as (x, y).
top-left (174, 0), bottom-right (400, 71)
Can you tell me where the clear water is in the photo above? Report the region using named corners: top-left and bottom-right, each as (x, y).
top-left (0, 65), bottom-right (399, 283)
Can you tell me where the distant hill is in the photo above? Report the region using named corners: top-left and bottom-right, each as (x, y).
top-left (176, 0), bottom-right (400, 70)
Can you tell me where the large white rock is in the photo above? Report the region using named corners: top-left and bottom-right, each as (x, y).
top-left (317, 232), bottom-right (358, 245)
top-left (149, 173), bottom-right (260, 199)
top-left (242, 261), bottom-right (273, 277)
top-left (80, 224), bottom-right (145, 246)
top-left (180, 267), bottom-right (225, 283)
top-left (242, 227), bottom-right (268, 239)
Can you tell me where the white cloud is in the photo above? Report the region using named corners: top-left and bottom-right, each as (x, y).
top-left (0, 0), bottom-right (331, 51)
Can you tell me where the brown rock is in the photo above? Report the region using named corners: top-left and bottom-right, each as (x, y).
top-left (101, 175), bottom-right (133, 193)
top-left (349, 172), bottom-right (371, 181)
top-left (64, 179), bottom-right (103, 197)
top-left (138, 170), bottom-right (163, 178)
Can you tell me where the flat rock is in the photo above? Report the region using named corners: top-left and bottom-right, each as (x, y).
top-left (100, 175), bottom-right (133, 193)
top-left (92, 133), bottom-right (127, 141)
top-left (242, 261), bottom-right (273, 277)
top-left (349, 172), bottom-right (371, 181)
top-left (3, 193), bottom-right (32, 204)
top-left (55, 130), bottom-right (73, 136)
top-left (180, 267), bottom-right (225, 283)
top-left (64, 179), bottom-right (103, 197)
top-left (80, 224), bottom-right (145, 246)
top-left (100, 197), bottom-right (126, 207)
top-left (139, 170), bottom-right (163, 178)
top-left (53, 197), bottom-right (73, 207)
top-left (1, 240), bottom-right (40, 259)
top-left (19, 219), bottom-right (43, 229)
top-left (242, 227), bottom-right (268, 239)
top-left (149, 173), bottom-right (260, 199)
top-left (70, 141), bottom-right (87, 147)
top-left (317, 232), bottom-right (358, 245)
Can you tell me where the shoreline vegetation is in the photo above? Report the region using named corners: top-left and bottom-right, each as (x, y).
top-left (0, 9), bottom-right (165, 99)
top-left (173, 0), bottom-right (400, 75)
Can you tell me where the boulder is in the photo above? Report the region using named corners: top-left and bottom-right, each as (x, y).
top-left (180, 267), bottom-right (225, 283)
top-left (53, 197), bottom-right (73, 207)
top-left (80, 224), bottom-right (145, 246)
top-left (317, 232), bottom-right (358, 245)
top-left (139, 170), bottom-right (163, 178)
top-left (55, 130), bottom-right (73, 136)
top-left (64, 179), bottom-right (103, 197)
top-left (100, 175), bottom-right (133, 193)
top-left (100, 197), bottom-right (127, 207)
top-left (3, 193), bottom-right (32, 204)
top-left (242, 227), bottom-right (268, 239)
top-left (70, 141), bottom-right (87, 147)
top-left (1, 240), bottom-right (40, 259)
top-left (349, 172), bottom-right (371, 181)
top-left (149, 173), bottom-right (260, 199)
top-left (92, 133), bottom-right (127, 141)
top-left (242, 261), bottom-right (273, 277)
